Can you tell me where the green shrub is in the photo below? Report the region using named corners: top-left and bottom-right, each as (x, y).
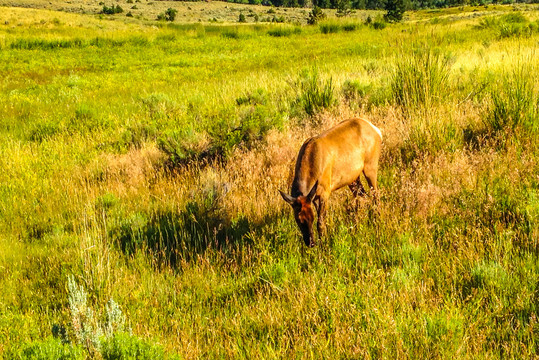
top-left (157, 128), bottom-right (206, 167)
top-left (207, 105), bottom-right (284, 158)
top-left (238, 13), bottom-right (247, 23)
top-left (13, 337), bottom-right (85, 360)
top-left (102, 4), bottom-right (123, 14)
top-left (165, 8), bottom-right (177, 21)
top-left (157, 8), bottom-right (177, 22)
top-left (101, 333), bottom-right (165, 360)
top-left (63, 277), bottom-right (169, 359)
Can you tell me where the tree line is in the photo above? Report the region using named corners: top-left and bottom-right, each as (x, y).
top-left (212, 0), bottom-right (537, 10)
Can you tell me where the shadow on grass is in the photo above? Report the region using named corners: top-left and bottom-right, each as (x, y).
top-left (110, 201), bottom-right (282, 268)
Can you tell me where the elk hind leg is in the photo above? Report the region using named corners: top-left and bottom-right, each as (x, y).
top-left (363, 165), bottom-right (379, 206)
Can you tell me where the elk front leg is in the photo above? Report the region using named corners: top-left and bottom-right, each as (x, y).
top-left (348, 177), bottom-right (367, 210)
top-left (316, 196), bottom-right (327, 239)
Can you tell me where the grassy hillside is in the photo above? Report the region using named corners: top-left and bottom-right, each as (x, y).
top-left (1, 2), bottom-right (539, 358)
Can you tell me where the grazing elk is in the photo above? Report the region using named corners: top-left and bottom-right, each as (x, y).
top-left (279, 118), bottom-right (382, 247)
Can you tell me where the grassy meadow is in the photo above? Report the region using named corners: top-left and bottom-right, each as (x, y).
top-left (1, 1), bottom-right (539, 358)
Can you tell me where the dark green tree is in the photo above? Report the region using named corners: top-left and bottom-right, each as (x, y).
top-left (164, 8), bottom-right (177, 21)
top-left (335, 0), bottom-right (353, 16)
top-left (384, 0), bottom-right (405, 22)
top-left (307, 6), bottom-right (326, 24)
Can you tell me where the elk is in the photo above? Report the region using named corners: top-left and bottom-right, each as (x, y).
top-left (279, 118), bottom-right (382, 247)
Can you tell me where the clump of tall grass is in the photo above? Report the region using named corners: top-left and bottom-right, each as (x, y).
top-left (319, 21), bottom-right (341, 34)
top-left (391, 46), bottom-right (459, 160)
top-left (484, 60), bottom-right (538, 134)
top-left (319, 20), bottom-right (360, 34)
top-left (391, 46), bottom-right (452, 113)
top-left (267, 26), bottom-right (301, 37)
top-left (476, 12), bottom-right (538, 39)
top-left (400, 111), bottom-right (463, 163)
top-left (294, 69), bottom-right (336, 118)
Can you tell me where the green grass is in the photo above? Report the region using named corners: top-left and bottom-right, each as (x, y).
top-left (1, 3), bottom-right (539, 359)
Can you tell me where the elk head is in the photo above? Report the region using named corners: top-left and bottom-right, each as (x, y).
top-left (279, 181), bottom-right (318, 247)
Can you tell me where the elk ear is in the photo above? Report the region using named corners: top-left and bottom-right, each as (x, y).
top-left (279, 190), bottom-right (296, 205)
top-left (306, 181), bottom-right (318, 202)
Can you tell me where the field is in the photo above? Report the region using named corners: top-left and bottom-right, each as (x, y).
top-left (1, 0), bottom-right (539, 358)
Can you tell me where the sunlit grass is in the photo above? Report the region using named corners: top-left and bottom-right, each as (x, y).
top-left (0, 3), bottom-right (538, 358)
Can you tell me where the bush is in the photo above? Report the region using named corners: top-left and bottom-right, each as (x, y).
top-left (13, 338), bottom-right (84, 360)
top-left (157, 128), bottom-right (206, 167)
top-left (207, 105), bottom-right (283, 158)
top-left (102, 4), bottom-right (123, 14)
top-left (64, 277), bottom-right (169, 358)
top-left (157, 8), bottom-right (177, 21)
top-left (101, 333), bottom-right (165, 360)
top-left (238, 13), bottom-right (247, 23)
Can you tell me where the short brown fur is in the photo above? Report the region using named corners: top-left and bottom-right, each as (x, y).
top-left (280, 118), bottom-right (382, 247)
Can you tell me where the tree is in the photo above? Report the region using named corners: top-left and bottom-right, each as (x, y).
top-left (335, 0), bottom-right (353, 16)
top-left (384, 0), bottom-right (405, 22)
top-left (307, 6), bottom-right (326, 24)
top-left (165, 8), bottom-right (177, 21)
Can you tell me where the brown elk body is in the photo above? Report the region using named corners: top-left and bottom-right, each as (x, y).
top-left (280, 118), bottom-right (382, 247)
